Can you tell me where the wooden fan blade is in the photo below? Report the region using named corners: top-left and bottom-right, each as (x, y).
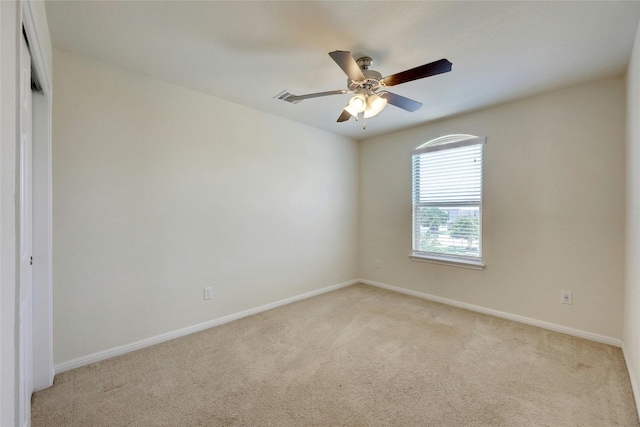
top-left (276, 89), bottom-right (347, 104)
top-left (329, 51), bottom-right (365, 82)
top-left (381, 59), bottom-right (452, 87)
top-left (380, 92), bottom-right (423, 112)
top-left (337, 109), bottom-right (352, 122)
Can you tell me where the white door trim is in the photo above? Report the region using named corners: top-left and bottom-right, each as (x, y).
top-left (21, 0), bottom-right (54, 392)
top-left (19, 33), bottom-right (33, 427)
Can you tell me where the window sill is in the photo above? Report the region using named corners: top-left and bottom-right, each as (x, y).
top-left (409, 253), bottom-right (485, 270)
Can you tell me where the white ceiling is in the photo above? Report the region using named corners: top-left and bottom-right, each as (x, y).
top-left (45, 1), bottom-right (640, 140)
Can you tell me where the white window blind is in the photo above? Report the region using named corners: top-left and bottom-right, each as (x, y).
top-left (411, 135), bottom-right (485, 267)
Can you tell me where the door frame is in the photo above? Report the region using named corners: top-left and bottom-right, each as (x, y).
top-left (19, 33), bottom-right (33, 426)
top-left (21, 0), bottom-right (53, 394)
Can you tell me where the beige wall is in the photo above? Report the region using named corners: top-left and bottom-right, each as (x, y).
top-left (52, 50), bottom-right (359, 365)
top-left (359, 77), bottom-right (626, 339)
top-left (53, 47), bottom-right (630, 368)
top-left (624, 21), bottom-right (640, 412)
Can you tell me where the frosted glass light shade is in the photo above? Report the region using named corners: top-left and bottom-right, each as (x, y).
top-left (344, 93), bottom-right (367, 116)
top-left (364, 94), bottom-right (387, 118)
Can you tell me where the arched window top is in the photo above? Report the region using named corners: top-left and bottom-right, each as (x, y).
top-left (413, 134), bottom-right (485, 155)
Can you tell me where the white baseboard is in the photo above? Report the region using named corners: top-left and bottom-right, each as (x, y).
top-left (360, 278), bottom-right (622, 347)
top-left (54, 279), bottom-right (358, 374)
top-left (55, 277), bottom-right (623, 374)
top-left (55, 277), bottom-right (636, 415)
top-left (622, 342), bottom-right (640, 421)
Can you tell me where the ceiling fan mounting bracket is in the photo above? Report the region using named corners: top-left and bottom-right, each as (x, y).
top-left (356, 56), bottom-right (373, 70)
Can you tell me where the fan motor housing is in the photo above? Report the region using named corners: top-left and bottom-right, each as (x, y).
top-left (347, 70), bottom-right (382, 90)
top-left (348, 64), bottom-right (382, 91)
top-left (363, 69), bottom-right (382, 81)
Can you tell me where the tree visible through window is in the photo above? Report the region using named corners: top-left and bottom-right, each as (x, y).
top-left (411, 135), bottom-right (485, 266)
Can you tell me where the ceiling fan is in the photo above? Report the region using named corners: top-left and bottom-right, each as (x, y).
top-left (275, 51), bottom-right (452, 127)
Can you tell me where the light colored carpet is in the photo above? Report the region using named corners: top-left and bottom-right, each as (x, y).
top-left (32, 284), bottom-right (639, 426)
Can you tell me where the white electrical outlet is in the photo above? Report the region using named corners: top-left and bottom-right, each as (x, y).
top-left (204, 287), bottom-right (213, 300)
top-left (375, 260), bottom-right (380, 269)
top-left (561, 291), bottom-right (572, 305)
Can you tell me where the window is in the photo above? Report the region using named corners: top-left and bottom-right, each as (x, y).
top-left (411, 134), bottom-right (485, 269)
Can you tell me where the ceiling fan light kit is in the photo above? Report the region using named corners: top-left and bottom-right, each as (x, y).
top-left (276, 51), bottom-right (452, 129)
top-left (345, 93), bottom-right (367, 116)
top-left (363, 94), bottom-right (387, 119)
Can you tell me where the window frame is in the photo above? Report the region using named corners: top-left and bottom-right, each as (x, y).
top-left (410, 134), bottom-right (486, 270)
